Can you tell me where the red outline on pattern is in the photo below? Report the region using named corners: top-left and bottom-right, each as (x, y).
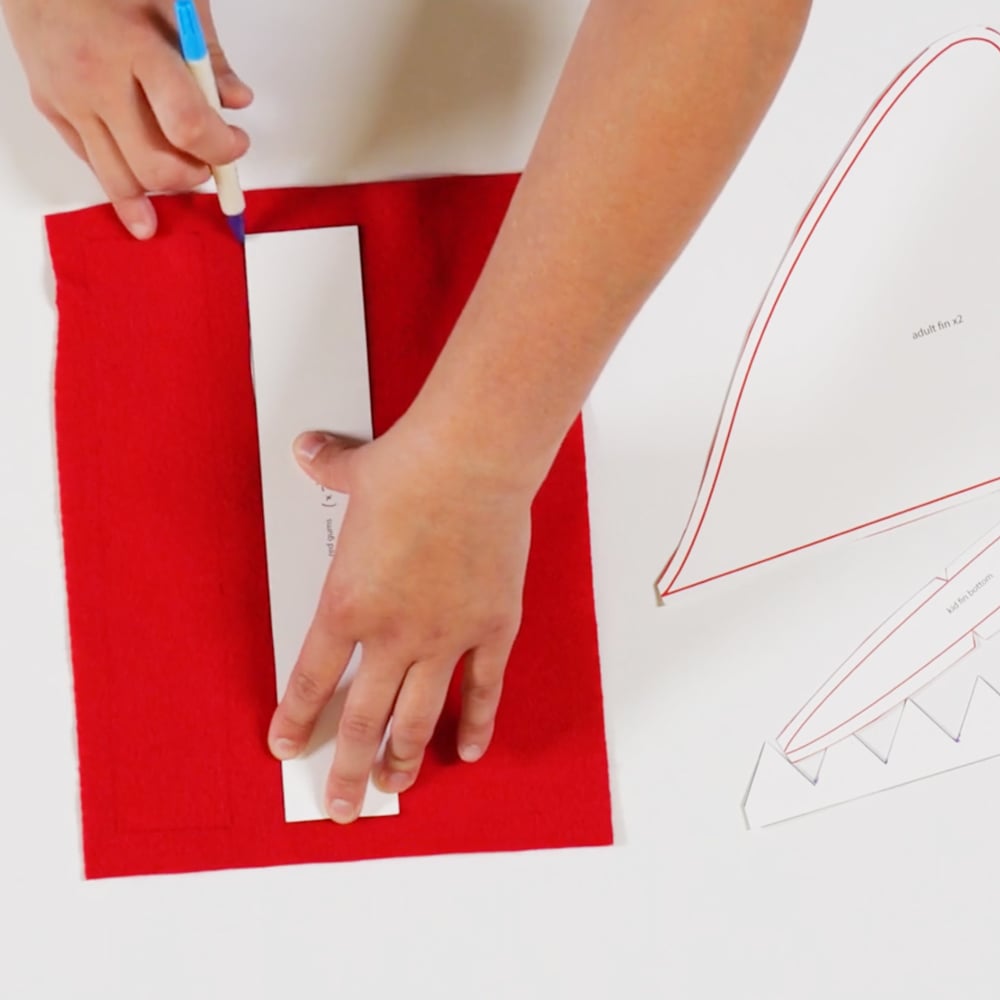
top-left (658, 35), bottom-right (1000, 599)
top-left (780, 532), bottom-right (1000, 758)
top-left (785, 623), bottom-right (986, 762)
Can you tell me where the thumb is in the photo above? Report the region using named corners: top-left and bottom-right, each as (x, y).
top-left (293, 432), bottom-right (359, 491)
top-left (194, 1), bottom-right (254, 109)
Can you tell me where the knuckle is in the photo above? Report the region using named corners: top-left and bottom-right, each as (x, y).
top-left (138, 158), bottom-right (199, 193)
top-left (67, 42), bottom-right (103, 86)
top-left (482, 613), bottom-right (517, 642)
top-left (339, 712), bottom-right (383, 746)
top-left (465, 680), bottom-right (500, 710)
top-left (29, 88), bottom-right (53, 116)
top-left (289, 669), bottom-right (328, 706)
top-left (376, 616), bottom-right (406, 647)
top-left (392, 717), bottom-right (436, 754)
top-left (165, 101), bottom-right (212, 150)
top-left (417, 624), bottom-right (448, 650)
top-left (103, 175), bottom-right (142, 201)
top-left (329, 775), bottom-right (367, 800)
top-left (318, 585), bottom-right (362, 630)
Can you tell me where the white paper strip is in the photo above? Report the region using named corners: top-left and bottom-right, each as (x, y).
top-left (246, 226), bottom-right (399, 823)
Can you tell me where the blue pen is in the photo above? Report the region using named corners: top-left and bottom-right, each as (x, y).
top-left (175, 0), bottom-right (246, 243)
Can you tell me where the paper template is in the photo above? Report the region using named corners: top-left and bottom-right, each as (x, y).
top-left (778, 522), bottom-right (1000, 762)
top-left (744, 644), bottom-right (1000, 829)
top-left (745, 519), bottom-right (1000, 827)
top-left (246, 227), bottom-right (399, 823)
top-left (657, 28), bottom-right (1000, 600)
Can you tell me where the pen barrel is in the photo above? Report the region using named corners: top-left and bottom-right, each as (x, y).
top-left (186, 57), bottom-right (246, 217)
top-left (211, 164), bottom-right (246, 218)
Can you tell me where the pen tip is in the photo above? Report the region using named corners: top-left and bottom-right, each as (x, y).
top-left (227, 213), bottom-right (246, 245)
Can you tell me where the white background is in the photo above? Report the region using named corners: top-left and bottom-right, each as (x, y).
top-left (3, 1), bottom-right (1000, 997)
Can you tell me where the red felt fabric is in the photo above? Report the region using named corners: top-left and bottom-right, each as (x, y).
top-left (47, 175), bottom-right (612, 880)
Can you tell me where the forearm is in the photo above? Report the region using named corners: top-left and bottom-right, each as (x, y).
top-left (406, 0), bottom-right (810, 487)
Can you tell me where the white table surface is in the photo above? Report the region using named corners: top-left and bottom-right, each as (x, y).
top-left (4, 2), bottom-right (1000, 997)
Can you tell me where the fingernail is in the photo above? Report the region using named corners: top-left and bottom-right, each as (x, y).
top-left (271, 737), bottom-right (299, 760)
top-left (459, 744), bottom-right (484, 763)
top-left (295, 432), bottom-right (332, 462)
top-left (384, 770), bottom-right (412, 792)
top-left (222, 72), bottom-right (254, 99)
top-left (127, 202), bottom-right (156, 240)
top-left (328, 798), bottom-right (356, 824)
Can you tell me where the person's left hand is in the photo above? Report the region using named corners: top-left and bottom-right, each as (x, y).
top-left (266, 420), bottom-right (535, 823)
top-left (2, 0), bottom-right (252, 238)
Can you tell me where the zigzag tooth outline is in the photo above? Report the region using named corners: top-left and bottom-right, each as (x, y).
top-left (744, 676), bottom-right (1000, 829)
top-left (854, 703), bottom-right (905, 763)
top-left (791, 749), bottom-right (826, 784)
top-left (910, 643), bottom-right (1000, 742)
top-left (824, 673), bottom-right (1000, 770)
top-left (910, 693), bottom-right (967, 743)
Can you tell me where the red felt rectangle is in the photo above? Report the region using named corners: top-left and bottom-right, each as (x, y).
top-left (48, 175), bottom-right (612, 879)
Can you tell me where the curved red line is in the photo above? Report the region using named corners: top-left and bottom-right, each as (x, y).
top-left (664, 475), bottom-right (1000, 598)
top-left (786, 603), bottom-right (1000, 760)
top-left (782, 532), bottom-right (1000, 754)
top-left (775, 583), bottom-right (947, 744)
top-left (659, 36), bottom-right (1000, 599)
top-left (789, 47), bottom-right (925, 243)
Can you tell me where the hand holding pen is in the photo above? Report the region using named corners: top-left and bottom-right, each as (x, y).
top-left (1, 0), bottom-right (251, 239)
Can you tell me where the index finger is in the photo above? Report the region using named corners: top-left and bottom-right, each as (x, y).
top-left (325, 653), bottom-right (408, 824)
top-left (136, 48), bottom-right (247, 166)
top-left (268, 618), bottom-right (356, 761)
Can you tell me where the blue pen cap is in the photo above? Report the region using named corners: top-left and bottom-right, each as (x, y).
top-left (175, 0), bottom-right (208, 61)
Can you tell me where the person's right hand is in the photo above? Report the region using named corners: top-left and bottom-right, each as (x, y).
top-left (1, 0), bottom-right (252, 238)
